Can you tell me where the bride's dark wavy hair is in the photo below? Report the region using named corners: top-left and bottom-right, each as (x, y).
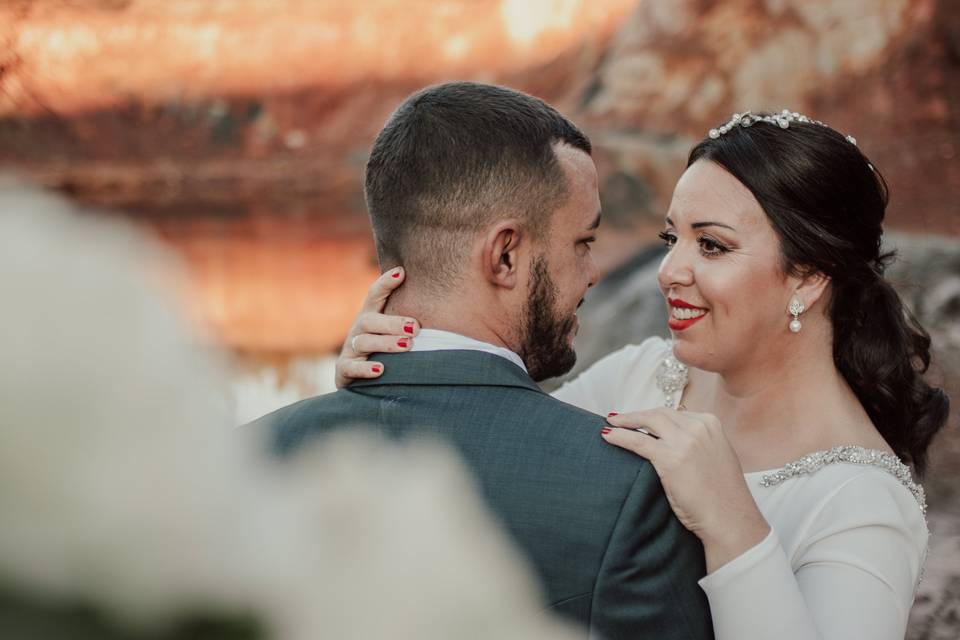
top-left (688, 116), bottom-right (949, 476)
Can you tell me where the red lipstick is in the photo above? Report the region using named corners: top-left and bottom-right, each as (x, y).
top-left (667, 298), bottom-right (709, 331)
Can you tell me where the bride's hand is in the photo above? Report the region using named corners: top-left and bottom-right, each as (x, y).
top-left (336, 267), bottom-right (421, 389)
top-left (602, 408), bottom-right (770, 572)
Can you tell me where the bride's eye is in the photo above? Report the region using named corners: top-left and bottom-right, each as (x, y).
top-left (698, 236), bottom-right (730, 257)
top-left (658, 231), bottom-right (677, 248)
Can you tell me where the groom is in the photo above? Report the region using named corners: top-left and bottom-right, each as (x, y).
top-left (254, 82), bottom-right (713, 638)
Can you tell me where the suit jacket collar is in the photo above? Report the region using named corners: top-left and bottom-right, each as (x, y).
top-left (348, 350), bottom-right (542, 392)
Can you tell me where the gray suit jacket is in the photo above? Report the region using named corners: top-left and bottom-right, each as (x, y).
top-left (253, 350), bottom-right (713, 639)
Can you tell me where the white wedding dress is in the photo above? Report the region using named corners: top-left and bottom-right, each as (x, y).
top-left (553, 337), bottom-right (928, 640)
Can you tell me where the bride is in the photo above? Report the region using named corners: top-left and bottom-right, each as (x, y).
top-left (335, 111), bottom-right (949, 639)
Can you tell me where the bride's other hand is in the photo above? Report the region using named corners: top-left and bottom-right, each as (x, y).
top-left (336, 267), bottom-right (421, 389)
top-left (602, 408), bottom-right (770, 573)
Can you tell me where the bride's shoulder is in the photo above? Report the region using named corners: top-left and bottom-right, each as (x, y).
top-left (759, 453), bottom-right (928, 548)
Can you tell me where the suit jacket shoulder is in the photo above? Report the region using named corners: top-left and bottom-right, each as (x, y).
top-left (245, 350), bottom-right (712, 639)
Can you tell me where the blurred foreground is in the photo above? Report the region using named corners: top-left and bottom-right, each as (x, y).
top-left (0, 182), bottom-right (579, 639)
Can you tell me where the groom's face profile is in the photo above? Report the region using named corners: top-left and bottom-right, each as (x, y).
top-left (520, 144), bottom-right (601, 381)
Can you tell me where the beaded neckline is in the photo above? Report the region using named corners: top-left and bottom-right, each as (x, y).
top-left (654, 346), bottom-right (688, 410)
top-left (654, 344), bottom-right (926, 512)
top-left (756, 445), bottom-right (926, 513)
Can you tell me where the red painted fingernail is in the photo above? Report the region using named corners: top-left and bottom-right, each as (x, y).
top-left (391, 269), bottom-right (401, 278)
top-left (607, 412), bottom-right (618, 417)
top-left (601, 428), bottom-right (612, 435)
top-left (397, 339), bottom-right (409, 348)
top-left (403, 322), bottom-right (415, 335)
top-left (371, 365), bottom-right (382, 373)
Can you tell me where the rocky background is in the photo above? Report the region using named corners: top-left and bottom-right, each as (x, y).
top-left (1, 0), bottom-right (957, 350)
top-left (1, 1), bottom-right (958, 637)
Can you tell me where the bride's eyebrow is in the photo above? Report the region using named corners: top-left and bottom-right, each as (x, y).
top-left (664, 215), bottom-right (737, 232)
top-left (692, 221), bottom-right (737, 231)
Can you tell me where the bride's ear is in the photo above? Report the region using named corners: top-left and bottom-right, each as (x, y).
top-left (482, 220), bottom-right (525, 290)
top-left (793, 268), bottom-right (830, 311)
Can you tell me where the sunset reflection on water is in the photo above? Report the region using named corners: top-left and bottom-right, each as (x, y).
top-left (142, 211), bottom-right (378, 421)
top-left (151, 213), bottom-right (379, 356)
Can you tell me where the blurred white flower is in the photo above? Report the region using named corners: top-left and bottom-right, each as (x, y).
top-left (0, 180), bottom-right (579, 640)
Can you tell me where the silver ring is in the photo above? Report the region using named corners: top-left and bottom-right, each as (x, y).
top-left (351, 335), bottom-right (360, 353)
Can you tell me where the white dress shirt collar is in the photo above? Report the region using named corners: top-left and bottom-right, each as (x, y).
top-left (408, 329), bottom-right (527, 373)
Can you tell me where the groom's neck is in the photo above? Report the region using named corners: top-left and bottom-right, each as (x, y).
top-left (385, 287), bottom-right (518, 352)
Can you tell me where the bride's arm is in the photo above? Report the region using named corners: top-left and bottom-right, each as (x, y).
top-left (697, 473), bottom-right (926, 640)
top-left (601, 402), bottom-right (926, 640)
top-left (551, 350), bottom-right (627, 414)
top-left (551, 338), bottom-right (669, 415)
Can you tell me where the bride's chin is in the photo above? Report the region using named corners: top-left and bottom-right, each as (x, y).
top-left (671, 341), bottom-right (690, 364)
top-left (671, 340), bottom-right (710, 370)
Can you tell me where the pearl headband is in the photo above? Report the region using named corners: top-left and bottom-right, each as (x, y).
top-left (707, 109), bottom-right (858, 146)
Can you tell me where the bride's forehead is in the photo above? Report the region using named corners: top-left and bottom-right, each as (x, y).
top-left (669, 162), bottom-right (767, 228)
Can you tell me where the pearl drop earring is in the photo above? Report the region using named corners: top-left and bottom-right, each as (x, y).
top-left (789, 297), bottom-right (805, 333)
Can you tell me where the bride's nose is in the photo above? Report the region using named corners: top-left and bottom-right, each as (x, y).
top-left (657, 244), bottom-right (694, 290)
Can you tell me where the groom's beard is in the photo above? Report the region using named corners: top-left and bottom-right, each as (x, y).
top-left (520, 256), bottom-right (578, 382)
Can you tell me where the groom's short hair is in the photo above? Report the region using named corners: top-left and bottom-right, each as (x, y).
top-left (364, 82), bottom-right (591, 290)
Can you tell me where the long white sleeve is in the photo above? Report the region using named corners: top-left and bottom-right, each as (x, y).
top-left (699, 471), bottom-right (928, 640)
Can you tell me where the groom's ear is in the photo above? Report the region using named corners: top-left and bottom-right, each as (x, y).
top-left (482, 220), bottom-right (525, 290)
